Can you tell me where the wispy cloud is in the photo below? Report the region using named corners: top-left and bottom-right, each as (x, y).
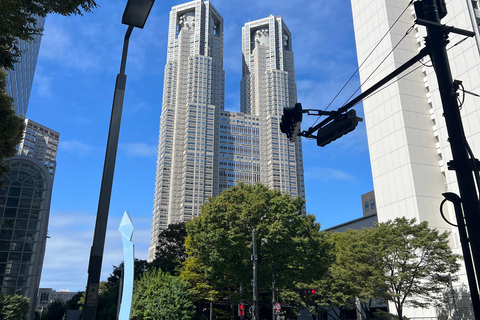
top-left (40, 22), bottom-right (102, 72)
top-left (33, 71), bottom-right (53, 98)
top-left (120, 142), bottom-right (157, 157)
top-left (305, 167), bottom-right (355, 182)
top-left (60, 140), bottom-right (94, 156)
top-left (41, 209), bottom-right (151, 291)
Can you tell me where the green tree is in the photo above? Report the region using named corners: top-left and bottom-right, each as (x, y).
top-left (315, 229), bottom-right (387, 320)
top-left (132, 269), bottom-right (195, 320)
top-left (108, 259), bottom-right (149, 286)
top-left (316, 219), bottom-right (461, 320)
top-left (0, 293), bottom-right (30, 320)
top-left (151, 222), bottom-right (187, 275)
top-left (0, 70), bottom-right (24, 185)
top-left (375, 218), bottom-right (461, 319)
top-left (181, 183), bottom-right (331, 317)
top-left (65, 291), bottom-right (83, 310)
top-left (77, 260), bottom-right (149, 319)
top-left (0, 0), bottom-right (98, 70)
top-left (40, 299), bottom-right (67, 320)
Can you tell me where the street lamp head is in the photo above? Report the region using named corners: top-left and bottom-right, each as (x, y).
top-left (122, 0), bottom-right (154, 29)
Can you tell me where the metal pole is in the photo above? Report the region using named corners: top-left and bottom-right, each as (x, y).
top-left (422, 0), bottom-right (480, 314)
top-left (83, 25), bottom-right (134, 320)
top-left (252, 229), bottom-right (258, 320)
top-left (272, 262), bottom-right (275, 320)
top-left (442, 192), bottom-right (480, 317)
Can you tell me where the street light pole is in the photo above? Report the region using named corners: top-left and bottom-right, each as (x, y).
top-left (83, 1), bottom-right (154, 319)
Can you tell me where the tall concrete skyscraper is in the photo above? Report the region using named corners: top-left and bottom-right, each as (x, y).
top-left (149, 0), bottom-right (304, 261)
top-left (351, 0), bottom-right (480, 317)
top-left (0, 119), bottom-right (59, 319)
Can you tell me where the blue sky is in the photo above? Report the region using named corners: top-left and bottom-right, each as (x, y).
top-left (25, 0), bottom-right (373, 291)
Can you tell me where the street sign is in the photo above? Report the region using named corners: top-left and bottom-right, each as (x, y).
top-left (274, 303), bottom-right (281, 311)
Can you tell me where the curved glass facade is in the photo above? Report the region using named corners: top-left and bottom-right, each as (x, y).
top-left (0, 157), bottom-right (52, 314)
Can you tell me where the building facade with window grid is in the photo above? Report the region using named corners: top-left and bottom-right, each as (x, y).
top-left (6, 16), bottom-right (45, 116)
top-left (0, 120), bottom-right (58, 319)
top-left (351, 0), bottom-right (480, 317)
top-left (149, 0), bottom-right (304, 261)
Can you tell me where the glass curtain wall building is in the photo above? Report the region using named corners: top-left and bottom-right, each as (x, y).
top-left (149, 0), bottom-right (304, 261)
top-left (6, 16), bottom-right (45, 116)
top-left (0, 120), bottom-right (59, 319)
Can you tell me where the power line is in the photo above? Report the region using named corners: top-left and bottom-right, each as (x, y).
top-left (311, 0), bottom-right (414, 127)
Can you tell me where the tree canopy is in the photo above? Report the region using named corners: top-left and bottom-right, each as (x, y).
top-left (375, 218), bottom-right (461, 319)
top-left (317, 218), bottom-right (461, 320)
top-left (151, 222), bottom-right (187, 275)
top-left (132, 269), bottom-right (195, 320)
top-left (0, 0), bottom-right (98, 69)
top-left (0, 70), bottom-right (24, 185)
top-left (0, 293), bottom-right (29, 320)
top-left (181, 183), bottom-right (331, 305)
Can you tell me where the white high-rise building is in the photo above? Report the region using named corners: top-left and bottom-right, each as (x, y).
top-left (351, 0), bottom-right (480, 317)
top-left (149, 0), bottom-right (304, 261)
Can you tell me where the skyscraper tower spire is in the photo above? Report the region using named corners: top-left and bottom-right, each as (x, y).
top-left (150, 0), bottom-right (224, 260)
top-left (241, 15), bottom-right (304, 197)
top-left (149, 1), bottom-right (304, 262)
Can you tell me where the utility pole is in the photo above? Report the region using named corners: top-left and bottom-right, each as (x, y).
top-left (272, 262), bottom-right (276, 320)
top-left (252, 229), bottom-right (258, 320)
top-left (416, 0), bottom-right (480, 317)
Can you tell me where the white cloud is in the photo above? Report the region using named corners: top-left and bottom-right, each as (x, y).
top-left (40, 209), bottom-right (151, 291)
top-left (60, 140), bottom-right (95, 156)
top-left (33, 71), bottom-right (53, 98)
top-left (120, 142), bottom-right (157, 157)
top-left (304, 167), bottom-right (355, 182)
top-left (40, 22), bottom-right (101, 72)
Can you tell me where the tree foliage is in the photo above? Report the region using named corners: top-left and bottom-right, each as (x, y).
top-left (320, 218), bottom-right (461, 320)
top-left (132, 269), bottom-right (195, 320)
top-left (313, 229), bottom-right (387, 320)
top-left (39, 299), bottom-right (67, 320)
top-left (375, 218), bottom-right (461, 319)
top-left (151, 222), bottom-right (187, 275)
top-left (0, 0), bottom-right (98, 69)
top-left (0, 70), bottom-right (24, 185)
top-left (0, 293), bottom-right (29, 320)
top-left (78, 260), bottom-right (149, 319)
top-left (181, 183), bottom-right (331, 316)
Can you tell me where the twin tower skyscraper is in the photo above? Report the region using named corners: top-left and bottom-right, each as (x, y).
top-left (148, 0), bottom-right (305, 260)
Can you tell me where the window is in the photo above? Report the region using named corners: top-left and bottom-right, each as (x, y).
top-left (364, 201), bottom-right (369, 211)
top-left (370, 199), bottom-right (375, 210)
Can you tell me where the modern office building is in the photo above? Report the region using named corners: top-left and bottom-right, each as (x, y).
top-left (351, 0), bottom-right (480, 317)
top-left (36, 288), bottom-right (80, 312)
top-left (149, 0), bottom-right (304, 261)
top-left (6, 16), bottom-right (45, 116)
top-left (0, 120), bottom-right (59, 319)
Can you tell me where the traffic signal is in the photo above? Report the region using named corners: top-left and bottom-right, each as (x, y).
top-left (238, 303), bottom-right (245, 318)
top-left (299, 288), bottom-right (316, 297)
top-left (280, 103), bottom-right (303, 142)
top-left (414, 0), bottom-right (447, 20)
top-left (316, 109), bottom-right (363, 147)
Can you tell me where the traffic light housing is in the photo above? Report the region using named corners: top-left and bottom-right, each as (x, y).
top-left (414, 0), bottom-right (447, 20)
top-left (280, 103), bottom-right (303, 142)
top-left (316, 109), bottom-right (363, 147)
top-left (238, 303), bottom-right (245, 318)
top-left (299, 288), bottom-right (316, 297)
